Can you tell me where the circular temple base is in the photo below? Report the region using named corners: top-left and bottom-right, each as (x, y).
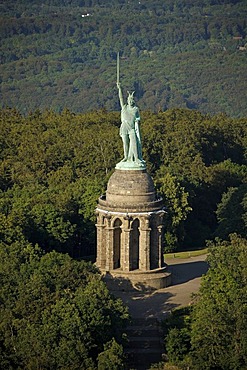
top-left (101, 267), bottom-right (172, 292)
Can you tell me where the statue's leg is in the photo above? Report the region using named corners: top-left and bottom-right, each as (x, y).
top-left (122, 134), bottom-right (129, 161)
top-left (128, 131), bottom-right (138, 162)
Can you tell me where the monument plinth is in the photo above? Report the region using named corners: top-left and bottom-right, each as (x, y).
top-left (95, 56), bottom-right (171, 290)
top-left (96, 168), bottom-right (171, 290)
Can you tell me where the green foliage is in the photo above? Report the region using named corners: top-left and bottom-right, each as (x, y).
top-left (157, 173), bottom-right (192, 228)
top-left (97, 338), bottom-right (125, 370)
top-left (1, 1), bottom-right (247, 116)
top-left (0, 107), bottom-right (246, 253)
top-left (190, 234), bottom-right (247, 369)
top-left (215, 184), bottom-right (247, 239)
top-left (166, 328), bottom-right (192, 368)
top-left (0, 241), bottom-right (129, 369)
top-left (156, 173), bottom-right (192, 251)
top-left (160, 235), bottom-right (247, 369)
top-left (162, 307), bottom-right (192, 369)
top-left (0, 108), bottom-right (121, 256)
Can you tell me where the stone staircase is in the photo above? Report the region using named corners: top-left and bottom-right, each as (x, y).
top-left (125, 317), bottom-right (164, 370)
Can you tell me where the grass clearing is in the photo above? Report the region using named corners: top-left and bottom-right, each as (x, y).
top-left (165, 248), bottom-right (208, 259)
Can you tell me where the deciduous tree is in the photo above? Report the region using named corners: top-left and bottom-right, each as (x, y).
top-left (191, 235), bottom-right (247, 369)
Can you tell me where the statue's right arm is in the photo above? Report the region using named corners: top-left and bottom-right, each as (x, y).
top-left (117, 82), bottom-right (124, 108)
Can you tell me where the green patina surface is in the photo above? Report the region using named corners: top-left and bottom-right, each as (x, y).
top-left (116, 55), bottom-right (146, 171)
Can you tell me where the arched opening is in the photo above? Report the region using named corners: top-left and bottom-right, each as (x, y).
top-left (131, 218), bottom-right (140, 270)
top-left (113, 218), bottom-right (122, 269)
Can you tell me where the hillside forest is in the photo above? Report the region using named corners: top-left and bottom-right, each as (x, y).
top-left (1, 0), bottom-right (247, 369)
top-left (1, 0), bottom-right (247, 117)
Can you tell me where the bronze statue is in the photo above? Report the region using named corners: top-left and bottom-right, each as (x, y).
top-left (116, 53), bottom-right (145, 170)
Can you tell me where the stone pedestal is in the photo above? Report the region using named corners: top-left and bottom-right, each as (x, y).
top-left (96, 169), bottom-right (171, 291)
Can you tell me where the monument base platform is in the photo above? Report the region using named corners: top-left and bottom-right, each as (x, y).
top-left (101, 267), bottom-right (172, 292)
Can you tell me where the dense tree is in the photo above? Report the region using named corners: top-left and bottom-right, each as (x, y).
top-left (155, 173), bottom-right (192, 251)
top-left (97, 338), bottom-right (125, 370)
top-left (163, 307), bottom-right (192, 367)
top-left (215, 184), bottom-right (247, 239)
top-left (161, 235), bottom-right (247, 370)
top-left (165, 327), bottom-right (192, 367)
top-left (0, 108), bottom-right (122, 256)
top-left (191, 234), bottom-right (247, 369)
top-left (0, 241), bottom-right (129, 369)
top-left (0, 107), bottom-right (246, 253)
top-left (1, 0), bottom-right (247, 116)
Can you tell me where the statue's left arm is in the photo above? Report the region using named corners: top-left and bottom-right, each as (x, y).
top-left (135, 108), bottom-right (140, 122)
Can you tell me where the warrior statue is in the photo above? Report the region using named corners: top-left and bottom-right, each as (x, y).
top-left (116, 53), bottom-right (145, 169)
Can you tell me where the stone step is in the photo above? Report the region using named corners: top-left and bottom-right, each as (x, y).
top-left (126, 350), bottom-right (163, 370)
top-left (124, 318), bottom-right (164, 369)
top-left (125, 347), bottom-right (163, 354)
top-left (126, 328), bottom-right (161, 337)
top-left (128, 332), bottom-right (160, 342)
top-left (126, 337), bottom-right (162, 349)
top-left (128, 318), bottom-right (159, 326)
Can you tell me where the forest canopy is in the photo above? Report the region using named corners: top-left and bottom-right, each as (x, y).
top-left (0, 107), bottom-right (246, 256)
top-left (0, 240), bottom-right (129, 369)
top-left (1, 106), bottom-right (246, 368)
top-left (1, 0), bottom-right (247, 116)
top-left (162, 234), bottom-right (247, 370)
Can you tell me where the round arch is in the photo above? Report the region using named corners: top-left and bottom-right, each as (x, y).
top-left (113, 218), bottom-right (122, 269)
top-left (130, 218), bottom-right (140, 270)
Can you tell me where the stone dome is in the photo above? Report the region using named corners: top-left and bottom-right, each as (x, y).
top-left (98, 169), bottom-right (163, 212)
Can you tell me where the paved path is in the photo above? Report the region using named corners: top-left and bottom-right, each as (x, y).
top-left (113, 255), bottom-right (208, 320)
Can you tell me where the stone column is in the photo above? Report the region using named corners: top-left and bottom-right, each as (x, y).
top-left (157, 212), bottom-right (165, 268)
top-left (95, 211), bottom-right (106, 269)
top-left (139, 215), bottom-right (151, 271)
top-left (150, 215), bottom-right (157, 269)
top-left (157, 224), bottom-right (164, 268)
top-left (122, 215), bottom-right (132, 272)
top-left (105, 214), bottom-right (114, 271)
